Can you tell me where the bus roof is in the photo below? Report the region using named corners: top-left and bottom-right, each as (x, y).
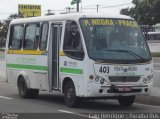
top-left (10, 13), bottom-right (133, 25)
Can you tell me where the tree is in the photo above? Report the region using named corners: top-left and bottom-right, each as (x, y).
top-left (0, 21), bottom-right (2, 27)
top-left (0, 26), bottom-right (8, 38)
top-left (8, 13), bottom-right (19, 20)
top-left (120, 0), bottom-right (159, 26)
top-left (120, 7), bottom-right (130, 16)
top-left (153, 0), bottom-right (160, 23)
top-left (0, 13), bottom-right (18, 49)
top-left (0, 25), bottom-right (7, 50)
top-left (2, 13), bottom-right (18, 37)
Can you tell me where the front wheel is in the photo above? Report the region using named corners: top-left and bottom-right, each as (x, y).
top-left (118, 96), bottom-right (135, 107)
top-left (64, 81), bottom-right (80, 107)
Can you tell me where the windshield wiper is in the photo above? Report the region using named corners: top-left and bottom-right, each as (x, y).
top-left (105, 49), bottom-right (145, 60)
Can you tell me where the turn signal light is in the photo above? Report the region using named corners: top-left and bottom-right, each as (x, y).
top-left (89, 75), bottom-right (94, 80)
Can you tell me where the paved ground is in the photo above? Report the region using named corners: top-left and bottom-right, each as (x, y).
top-left (0, 51), bottom-right (5, 81)
top-left (153, 57), bottom-right (160, 71)
top-left (1, 84), bottom-right (160, 119)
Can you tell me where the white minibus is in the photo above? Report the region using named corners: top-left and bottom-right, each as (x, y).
top-left (6, 13), bottom-right (153, 107)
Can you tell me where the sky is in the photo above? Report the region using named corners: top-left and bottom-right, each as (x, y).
top-left (0, 0), bottom-right (133, 20)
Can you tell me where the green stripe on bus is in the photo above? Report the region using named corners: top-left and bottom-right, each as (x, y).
top-left (7, 64), bottom-right (83, 74)
top-left (60, 67), bottom-right (83, 74)
top-left (7, 64), bottom-right (47, 71)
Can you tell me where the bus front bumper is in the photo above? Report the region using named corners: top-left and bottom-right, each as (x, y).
top-left (86, 82), bottom-right (152, 98)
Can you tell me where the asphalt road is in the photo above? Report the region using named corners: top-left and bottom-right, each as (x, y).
top-left (1, 84), bottom-right (160, 119)
top-left (153, 58), bottom-right (160, 71)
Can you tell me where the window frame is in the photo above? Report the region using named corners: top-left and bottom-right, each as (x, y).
top-left (39, 22), bottom-right (49, 51)
top-left (23, 22), bottom-right (41, 50)
top-left (63, 20), bottom-right (85, 60)
top-left (9, 24), bottom-right (24, 50)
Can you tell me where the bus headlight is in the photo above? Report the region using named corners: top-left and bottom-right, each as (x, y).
top-left (94, 76), bottom-right (108, 85)
top-left (95, 77), bottom-right (100, 82)
top-left (100, 78), bottom-right (105, 84)
top-left (143, 78), bottom-right (147, 84)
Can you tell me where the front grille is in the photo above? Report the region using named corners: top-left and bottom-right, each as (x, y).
top-left (107, 88), bottom-right (142, 93)
top-left (108, 76), bottom-right (140, 82)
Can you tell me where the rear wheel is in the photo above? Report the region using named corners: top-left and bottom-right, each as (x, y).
top-left (64, 81), bottom-right (80, 107)
top-left (118, 96), bottom-right (135, 107)
top-left (18, 77), bottom-right (39, 99)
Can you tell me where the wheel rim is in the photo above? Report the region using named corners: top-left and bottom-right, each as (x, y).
top-left (66, 87), bottom-right (75, 103)
top-left (19, 80), bottom-right (26, 96)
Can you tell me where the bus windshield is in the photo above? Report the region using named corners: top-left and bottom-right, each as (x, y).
top-left (80, 18), bottom-right (151, 63)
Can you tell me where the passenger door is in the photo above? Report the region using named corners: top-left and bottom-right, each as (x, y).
top-left (48, 23), bottom-right (62, 90)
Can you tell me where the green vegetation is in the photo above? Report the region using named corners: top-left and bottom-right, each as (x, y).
top-left (0, 13), bottom-right (18, 49)
top-left (0, 49), bottom-right (5, 51)
top-left (121, 0), bottom-right (160, 26)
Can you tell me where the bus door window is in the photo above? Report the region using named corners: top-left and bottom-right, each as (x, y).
top-left (9, 25), bottom-right (24, 50)
top-left (24, 24), bottom-right (40, 50)
top-left (40, 22), bottom-right (49, 50)
top-left (63, 21), bottom-right (84, 59)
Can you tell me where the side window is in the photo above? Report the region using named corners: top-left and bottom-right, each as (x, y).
top-left (9, 25), bottom-right (24, 50)
top-left (63, 21), bottom-right (84, 59)
top-left (40, 22), bottom-right (49, 50)
top-left (24, 23), bottom-right (40, 50)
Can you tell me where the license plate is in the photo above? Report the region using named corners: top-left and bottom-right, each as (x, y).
top-left (117, 87), bottom-right (131, 92)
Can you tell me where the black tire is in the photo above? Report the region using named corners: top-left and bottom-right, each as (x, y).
top-left (64, 81), bottom-right (80, 107)
top-left (118, 96), bottom-right (135, 107)
top-left (28, 89), bottom-right (39, 98)
top-left (18, 77), bottom-right (39, 99)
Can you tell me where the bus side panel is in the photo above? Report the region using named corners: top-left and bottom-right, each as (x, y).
top-left (6, 54), bottom-right (49, 91)
top-left (59, 56), bottom-right (85, 97)
top-left (6, 68), bottom-right (17, 84)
